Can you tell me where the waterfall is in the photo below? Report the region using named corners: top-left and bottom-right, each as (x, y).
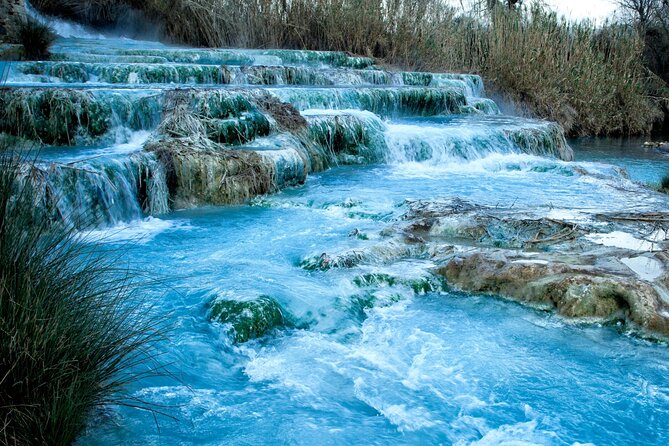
top-left (25, 0), bottom-right (107, 39)
top-left (0, 30), bottom-right (573, 226)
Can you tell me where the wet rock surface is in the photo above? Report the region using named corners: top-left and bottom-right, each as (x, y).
top-left (302, 197), bottom-right (669, 338)
top-left (409, 199), bottom-right (669, 336)
top-left (0, 0), bottom-right (26, 41)
top-left (209, 295), bottom-right (290, 343)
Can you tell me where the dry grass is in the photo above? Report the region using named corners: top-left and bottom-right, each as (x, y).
top-left (252, 93), bottom-right (307, 132)
top-left (463, 7), bottom-right (661, 136)
top-left (32, 0), bottom-right (666, 135)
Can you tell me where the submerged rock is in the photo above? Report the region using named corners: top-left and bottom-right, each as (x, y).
top-left (209, 295), bottom-right (288, 343)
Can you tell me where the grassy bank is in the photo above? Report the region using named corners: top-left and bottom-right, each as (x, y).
top-left (27, 0), bottom-right (668, 136)
top-left (0, 152), bottom-right (164, 445)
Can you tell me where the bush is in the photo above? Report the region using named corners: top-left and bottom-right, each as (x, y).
top-left (13, 17), bottom-right (56, 60)
top-left (0, 152), bottom-right (165, 445)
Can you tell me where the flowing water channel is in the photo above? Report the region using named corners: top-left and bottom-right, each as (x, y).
top-left (3, 9), bottom-right (669, 445)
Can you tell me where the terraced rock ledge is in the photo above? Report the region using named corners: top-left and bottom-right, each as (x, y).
top-left (1, 36), bottom-right (572, 225)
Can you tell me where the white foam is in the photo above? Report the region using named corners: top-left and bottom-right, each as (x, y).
top-left (513, 259), bottom-right (550, 266)
top-left (82, 217), bottom-right (188, 244)
top-left (586, 231), bottom-right (662, 252)
top-left (650, 228), bottom-right (668, 242)
top-left (388, 153), bottom-right (560, 178)
top-left (621, 256), bottom-right (664, 281)
top-left (545, 209), bottom-right (591, 223)
top-left (370, 401), bottom-right (439, 431)
top-left (302, 108), bottom-right (384, 121)
top-left (108, 130), bottom-right (152, 154)
top-left (467, 420), bottom-right (557, 446)
top-left (251, 55), bottom-right (283, 66)
top-left (41, 130), bottom-right (152, 164)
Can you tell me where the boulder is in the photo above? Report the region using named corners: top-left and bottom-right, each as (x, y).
top-left (437, 251), bottom-right (669, 335)
top-left (209, 295), bottom-right (289, 343)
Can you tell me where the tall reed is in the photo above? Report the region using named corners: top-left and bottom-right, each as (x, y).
top-left (0, 151), bottom-right (165, 445)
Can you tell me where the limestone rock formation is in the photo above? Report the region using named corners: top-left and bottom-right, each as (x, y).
top-left (0, 0), bottom-right (27, 40)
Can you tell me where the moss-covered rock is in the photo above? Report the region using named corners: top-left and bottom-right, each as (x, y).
top-left (209, 295), bottom-right (288, 343)
top-left (146, 138), bottom-right (276, 208)
top-left (300, 251), bottom-right (366, 271)
top-left (659, 174), bottom-right (669, 195)
top-left (205, 112), bottom-right (271, 145)
top-left (307, 112), bottom-right (387, 164)
top-left (0, 89), bottom-right (112, 145)
top-left (505, 123), bottom-right (574, 161)
top-left (300, 241), bottom-right (432, 272)
top-left (353, 272), bottom-right (447, 294)
top-left (402, 72), bottom-right (433, 86)
top-left (348, 291), bottom-right (403, 321)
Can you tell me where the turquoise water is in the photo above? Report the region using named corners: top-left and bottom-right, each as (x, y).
top-left (572, 137), bottom-right (669, 185)
top-left (78, 158), bottom-right (669, 446)
top-left (6, 7), bottom-right (669, 445)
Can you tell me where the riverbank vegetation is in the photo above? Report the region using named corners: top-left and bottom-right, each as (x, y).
top-left (617, 0), bottom-right (669, 133)
top-left (12, 16), bottom-right (56, 60)
top-left (28, 0), bottom-right (669, 137)
top-left (0, 152), bottom-right (164, 445)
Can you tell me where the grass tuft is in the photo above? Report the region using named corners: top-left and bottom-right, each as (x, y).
top-left (0, 151), bottom-right (166, 445)
top-left (12, 17), bottom-right (56, 60)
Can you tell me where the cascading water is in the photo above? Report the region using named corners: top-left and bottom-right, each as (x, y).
top-left (4, 6), bottom-right (669, 445)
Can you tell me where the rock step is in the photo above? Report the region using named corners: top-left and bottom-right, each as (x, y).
top-left (0, 86), bottom-right (491, 146)
top-left (8, 61), bottom-right (483, 95)
top-left (49, 43), bottom-right (375, 69)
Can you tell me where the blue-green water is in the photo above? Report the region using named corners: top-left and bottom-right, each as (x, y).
top-left (75, 149), bottom-right (669, 446)
top-left (572, 137), bottom-right (669, 185)
top-left (6, 7), bottom-right (669, 445)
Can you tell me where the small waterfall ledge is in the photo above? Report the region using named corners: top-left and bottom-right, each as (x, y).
top-left (1, 35), bottom-right (573, 224)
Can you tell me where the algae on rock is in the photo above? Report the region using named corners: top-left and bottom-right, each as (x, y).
top-left (147, 138), bottom-right (277, 208)
top-left (0, 88), bottom-right (110, 145)
top-left (209, 295), bottom-right (288, 343)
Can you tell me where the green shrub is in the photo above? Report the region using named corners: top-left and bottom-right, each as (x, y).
top-left (13, 17), bottom-right (56, 60)
top-left (0, 152), bottom-right (165, 445)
